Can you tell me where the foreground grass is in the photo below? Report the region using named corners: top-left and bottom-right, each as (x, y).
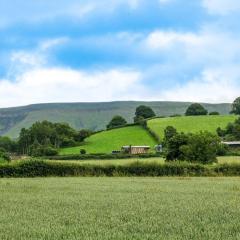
top-left (60, 126), bottom-right (157, 155)
top-left (0, 177), bottom-right (240, 240)
top-left (148, 115), bottom-right (237, 138)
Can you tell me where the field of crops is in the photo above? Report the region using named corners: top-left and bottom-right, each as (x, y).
top-left (60, 126), bottom-right (156, 155)
top-left (148, 115), bottom-right (237, 139)
top-left (0, 177), bottom-right (239, 240)
top-left (47, 156), bottom-right (240, 166)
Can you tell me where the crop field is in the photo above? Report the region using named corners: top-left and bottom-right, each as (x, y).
top-left (48, 156), bottom-right (240, 166)
top-left (60, 126), bottom-right (157, 155)
top-left (148, 115), bottom-right (237, 138)
top-left (0, 177), bottom-right (240, 240)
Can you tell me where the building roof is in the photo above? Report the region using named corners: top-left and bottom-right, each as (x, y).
top-left (122, 146), bottom-right (150, 149)
top-left (222, 141), bottom-right (240, 145)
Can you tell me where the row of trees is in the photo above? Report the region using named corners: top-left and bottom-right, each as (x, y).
top-left (106, 97), bottom-right (240, 132)
top-left (0, 121), bottom-right (92, 157)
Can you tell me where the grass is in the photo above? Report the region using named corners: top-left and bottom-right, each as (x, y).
top-left (59, 126), bottom-right (157, 155)
top-left (0, 177), bottom-right (240, 240)
top-left (148, 115), bottom-right (237, 139)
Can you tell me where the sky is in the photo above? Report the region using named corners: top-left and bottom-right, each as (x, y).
top-left (0, 0), bottom-right (240, 107)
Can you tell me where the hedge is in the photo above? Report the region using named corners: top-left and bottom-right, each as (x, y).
top-left (48, 153), bottom-right (162, 161)
top-left (1, 161), bottom-right (240, 177)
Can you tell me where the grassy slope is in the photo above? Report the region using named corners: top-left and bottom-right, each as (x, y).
top-left (60, 125), bottom-right (157, 155)
top-left (148, 115), bottom-right (237, 139)
top-left (0, 177), bottom-right (240, 240)
top-left (0, 101), bottom-right (231, 138)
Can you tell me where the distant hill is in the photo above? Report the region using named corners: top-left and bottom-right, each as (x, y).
top-left (0, 101), bottom-right (231, 138)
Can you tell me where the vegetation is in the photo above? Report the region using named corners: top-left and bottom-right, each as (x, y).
top-left (134, 105), bottom-right (156, 122)
top-left (0, 101), bottom-right (232, 138)
top-left (185, 103), bottom-right (208, 116)
top-left (217, 117), bottom-right (240, 140)
top-left (231, 97), bottom-right (240, 115)
top-left (148, 115), bottom-right (237, 139)
top-left (0, 177), bottom-right (240, 239)
top-left (164, 127), bottom-right (221, 164)
top-left (106, 115), bottom-right (127, 129)
top-left (209, 111), bottom-right (220, 115)
top-left (60, 126), bottom-right (157, 155)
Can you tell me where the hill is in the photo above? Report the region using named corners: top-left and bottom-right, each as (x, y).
top-left (59, 125), bottom-right (157, 155)
top-left (147, 115), bottom-right (237, 139)
top-left (0, 101), bottom-right (231, 138)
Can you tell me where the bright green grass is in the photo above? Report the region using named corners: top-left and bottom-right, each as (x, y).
top-left (148, 115), bottom-right (237, 139)
top-left (60, 126), bottom-right (157, 155)
top-left (218, 156), bottom-right (240, 164)
top-left (0, 177), bottom-right (240, 240)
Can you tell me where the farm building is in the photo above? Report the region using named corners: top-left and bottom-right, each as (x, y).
top-left (122, 146), bottom-right (150, 154)
top-left (222, 141), bottom-right (240, 148)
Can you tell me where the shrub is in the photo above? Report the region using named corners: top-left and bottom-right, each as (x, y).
top-left (80, 149), bottom-right (86, 155)
top-left (0, 148), bottom-right (10, 162)
top-left (209, 111), bottom-right (220, 115)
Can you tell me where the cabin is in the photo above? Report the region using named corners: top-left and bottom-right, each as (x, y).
top-left (222, 141), bottom-right (240, 148)
top-left (121, 145), bottom-right (150, 155)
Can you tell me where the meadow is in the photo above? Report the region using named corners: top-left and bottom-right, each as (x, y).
top-left (148, 115), bottom-right (237, 138)
top-left (0, 177), bottom-right (240, 240)
top-left (60, 126), bottom-right (156, 155)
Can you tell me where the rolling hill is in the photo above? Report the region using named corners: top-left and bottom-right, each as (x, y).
top-left (147, 115), bottom-right (237, 139)
top-left (0, 101), bottom-right (232, 138)
top-left (59, 125), bottom-right (157, 155)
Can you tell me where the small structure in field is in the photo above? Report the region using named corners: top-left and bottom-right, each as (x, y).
top-left (121, 145), bottom-right (150, 155)
top-left (222, 141), bottom-right (240, 148)
top-left (155, 144), bottom-right (163, 153)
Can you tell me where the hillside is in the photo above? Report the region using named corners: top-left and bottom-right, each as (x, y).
top-left (0, 101), bottom-right (231, 138)
top-left (59, 125), bottom-right (157, 155)
top-left (148, 115), bottom-right (237, 139)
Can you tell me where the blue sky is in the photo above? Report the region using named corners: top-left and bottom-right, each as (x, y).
top-left (0, 0), bottom-right (240, 107)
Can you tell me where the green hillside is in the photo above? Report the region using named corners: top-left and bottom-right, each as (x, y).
top-left (148, 115), bottom-right (237, 139)
top-left (0, 101), bottom-right (231, 138)
top-left (60, 126), bottom-right (157, 155)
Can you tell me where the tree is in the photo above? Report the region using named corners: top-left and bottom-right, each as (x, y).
top-left (74, 129), bottom-right (92, 142)
top-left (185, 103), bottom-right (208, 116)
top-left (164, 126), bottom-right (177, 143)
top-left (209, 111), bottom-right (220, 115)
top-left (134, 105), bottom-right (156, 122)
top-left (231, 97), bottom-right (240, 115)
top-left (107, 115), bottom-right (127, 129)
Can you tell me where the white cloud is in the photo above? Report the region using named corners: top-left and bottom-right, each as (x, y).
top-left (161, 67), bottom-right (240, 103)
top-left (0, 67), bottom-right (144, 107)
top-left (202, 0), bottom-right (240, 15)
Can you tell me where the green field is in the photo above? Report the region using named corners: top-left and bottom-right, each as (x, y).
top-left (0, 177), bottom-right (240, 240)
top-left (148, 115), bottom-right (237, 139)
top-left (60, 126), bottom-right (157, 155)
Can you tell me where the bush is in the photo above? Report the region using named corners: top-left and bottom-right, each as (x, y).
top-left (80, 149), bottom-right (86, 155)
top-left (209, 111), bottom-right (220, 115)
top-left (107, 116), bottom-right (127, 129)
top-left (0, 148), bottom-right (10, 162)
top-left (31, 146), bottom-right (58, 157)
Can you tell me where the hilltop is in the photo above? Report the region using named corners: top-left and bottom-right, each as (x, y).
top-left (0, 101), bottom-right (231, 138)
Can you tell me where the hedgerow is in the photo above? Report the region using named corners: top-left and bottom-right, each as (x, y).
top-left (1, 160), bottom-right (240, 177)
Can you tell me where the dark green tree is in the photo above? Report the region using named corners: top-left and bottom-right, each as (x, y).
top-left (185, 103), bottom-right (208, 116)
top-left (107, 115), bottom-right (127, 129)
top-left (231, 97), bottom-right (240, 115)
top-left (134, 105), bottom-right (156, 122)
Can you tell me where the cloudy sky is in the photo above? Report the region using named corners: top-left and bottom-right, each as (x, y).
top-left (0, 0), bottom-right (240, 107)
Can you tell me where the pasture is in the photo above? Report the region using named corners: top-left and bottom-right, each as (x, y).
top-left (148, 115), bottom-right (237, 138)
top-left (60, 126), bottom-right (156, 155)
top-left (0, 177), bottom-right (240, 240)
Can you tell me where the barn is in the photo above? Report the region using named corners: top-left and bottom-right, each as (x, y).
top-left (121, 146), bottom-right (150, 155)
